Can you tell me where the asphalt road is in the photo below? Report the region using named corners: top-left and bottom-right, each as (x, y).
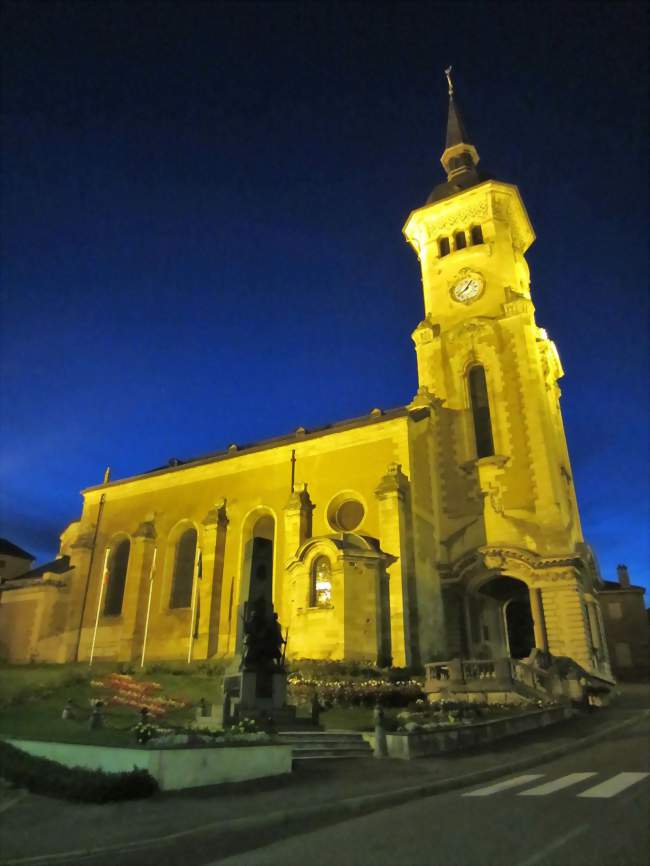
top-left (211, 713), bottom-right (650, 866)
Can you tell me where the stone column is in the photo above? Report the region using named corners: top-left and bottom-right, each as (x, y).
top-left (585, 603), bottom-right (601, 652)
top-left (529, 586), bottom-right (548, 652)
top-left (196, 500), bottom-right (229, 659)
top-left (283, 484), bottom-right (314, 555)
top-left (593, 601), bottom-right (613, 675)
top-left (540, 579), bottom-right (591, 668)
top-left (118, 517), bottom-right (156, 662)
top-left (374, 463), bottom-right (413, 667)
top-left (63, 524), bottom-right (99, 662)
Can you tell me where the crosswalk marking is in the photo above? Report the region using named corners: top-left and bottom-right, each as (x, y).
top-left (463, 774), bottom-right (545, 797)
top-left (577, 772), bottom-right (650, 799)
top-left (518, 772), bottom-right (597, 796)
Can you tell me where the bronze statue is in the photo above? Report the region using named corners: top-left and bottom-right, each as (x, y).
top-left (241, 598), bottom-right (286, 671)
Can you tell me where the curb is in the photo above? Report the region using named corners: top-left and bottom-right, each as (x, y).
top-left (2, 709), bottom-right (648, 866)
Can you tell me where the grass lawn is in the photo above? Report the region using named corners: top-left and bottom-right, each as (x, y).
top-left (0, 662), bottom-right (409, 742)
top-left (0, 662), bottom-right (225, 746)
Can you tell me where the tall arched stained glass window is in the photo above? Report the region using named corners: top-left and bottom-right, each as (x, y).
top-left (468, 365), bottom-right (495, 458)
top-left (310, 556), bottom-right (332, 608)
top-left (104, 538), bottom-right (130, 616)
top-left (170, 528), bottom-right (197, 609)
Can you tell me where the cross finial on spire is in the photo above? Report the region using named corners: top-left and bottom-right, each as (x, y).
top-left (444, 66), bottom-right (454, 97)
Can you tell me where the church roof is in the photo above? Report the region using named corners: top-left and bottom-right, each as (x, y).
top-left (445, 90), bottom-right (470, 150)
top-left (0, 538), bottom-right (35, 561)
top-left (0, 556), bottom-right (71, 591)
top-left (85, 404), bottom-right (421, 492)
top-left (599, 579), bottom-right (645, 593)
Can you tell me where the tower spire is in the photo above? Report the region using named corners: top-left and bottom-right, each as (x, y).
top-left (440, 67), bottom-right (480, 182)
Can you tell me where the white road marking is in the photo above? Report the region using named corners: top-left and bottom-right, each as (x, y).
top-left (516, 824), bottom-right (589, 866)
top-left (462, 774), bottom-right (544, 797)
top-left (577, 772), bottom-right (650, 799)
top-left (518, 772), bottom-right (598, 796)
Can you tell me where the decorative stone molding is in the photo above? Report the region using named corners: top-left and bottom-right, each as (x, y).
top-left (411, 318), bottom-right (440, 346)
top-left (446, 317), bottom-right (494, 345)
top-left (133, 515), bottom-right (157, 540)
top-left (71, 527), bottom-right (95, 550)
top-left (451, 545), bottom-right (587, 588)
top-left (284, 484), bottom-right (314, 515)
top-left (202, 498), bottom-right (229, 529)
top-left (374, 463), bottom-right (410, 502)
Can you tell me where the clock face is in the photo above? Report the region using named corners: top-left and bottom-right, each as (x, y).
top-left (452, 274), bottom-right (483, 303)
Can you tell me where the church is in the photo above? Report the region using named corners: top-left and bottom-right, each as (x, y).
top-left (0, 76), bottom-right (613, 681)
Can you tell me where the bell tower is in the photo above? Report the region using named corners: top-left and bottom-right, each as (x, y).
top-left (402, 71), bottom-right (611, 676)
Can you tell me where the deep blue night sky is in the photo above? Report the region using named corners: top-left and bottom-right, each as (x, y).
top-left (1, 2), bottom-right (648, 595)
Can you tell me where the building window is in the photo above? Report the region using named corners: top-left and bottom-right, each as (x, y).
top-left (455, 231), bottom-right (467, 250)
top-left (438, 237), bottom-right (450, 257)
top-left (468, 365), bottom-right (495, 458)
top-left (104, 538), bottom-right (130, 616)
top-left (608, 601), bottom-right (623, 620)
top-left (170, 528), bottom-right (198, 609)
top-left (614, 642), bottom-right (632, 667)
top-left (310, 556), bottom-right (332, 608)
top-left (470, 225), bottom-right (484, 245)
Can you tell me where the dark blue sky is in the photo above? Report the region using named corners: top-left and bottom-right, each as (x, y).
top-left (1, 2), bottom-right (648, 594)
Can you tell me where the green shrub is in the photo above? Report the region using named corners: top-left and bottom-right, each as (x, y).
top-left (0, 741), bottom-right (158, 802)
top-left (288, 671), bottom-right (424, 708)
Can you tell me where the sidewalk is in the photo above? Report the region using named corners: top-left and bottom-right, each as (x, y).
top-left (1, 686), bottom-right (648, 866)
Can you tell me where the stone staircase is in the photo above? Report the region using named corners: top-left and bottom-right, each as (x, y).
top-left (277, 730), bottom-right (373, 761)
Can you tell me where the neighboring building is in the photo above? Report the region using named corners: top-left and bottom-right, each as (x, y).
top-left (598, 565), bottom-right (649, 679)
top-left (1, 78), bottom-right (613, 681)
top-left (0, 538), bottom-right (35, 582)
top-left (0, 554), bottom-right (73, 662)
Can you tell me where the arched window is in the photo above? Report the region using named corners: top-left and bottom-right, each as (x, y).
top-left (310, 556), bottom-right (332, 608)
top-left (438, 237), bottom-right (450, 257)
top-left (470, 225), bottom-right (483, 245)
top-left (104, 538), bottom-right (130, 616)
top-left (455, 231), bottom-right (467, 250)
top-left (170, 528), bottom-right (197, 609)
top-left (468, 365), bottom-right (495, 458)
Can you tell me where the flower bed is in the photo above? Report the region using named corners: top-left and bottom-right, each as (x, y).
top-left (91, 674), bottom-right (187, 718)
top-left (393, 698), bottom-right (558, 733)
top-left (386, 705), bottom-right (574, 759)
top-left (288, 672), bottom-right (424, 708)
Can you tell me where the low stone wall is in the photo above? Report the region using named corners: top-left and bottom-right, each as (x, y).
top-left (7, 739), bottom-right (292, 790)
top-left (385, 706), bottom-right (574, 760)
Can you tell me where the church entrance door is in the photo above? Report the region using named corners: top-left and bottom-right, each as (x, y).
top-left (478, 575), bottom-right (535, 660)
top-left (504, 598), bottom-right (535, 659)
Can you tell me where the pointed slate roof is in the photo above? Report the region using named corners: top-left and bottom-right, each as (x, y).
top-left (426, 69), bottom-right (493, 205)
top-left (445, 93), bottom-right (470, 149)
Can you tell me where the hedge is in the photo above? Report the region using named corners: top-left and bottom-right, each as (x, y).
top-left (0, 740), bottom-right (158, 802)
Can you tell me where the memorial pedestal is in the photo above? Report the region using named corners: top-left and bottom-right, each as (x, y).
top-left (223, 667), bottom-right (296, 727)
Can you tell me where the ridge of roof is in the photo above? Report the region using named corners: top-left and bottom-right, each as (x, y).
top-left (83, 404), bottom-right (417, 493)
top-left (0, 538), bottom-right (35, 560)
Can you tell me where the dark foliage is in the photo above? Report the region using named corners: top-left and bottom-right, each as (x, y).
top-left (0, 740), bottom-right (158, 802)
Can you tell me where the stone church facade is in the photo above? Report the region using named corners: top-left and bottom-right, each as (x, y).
top-left (0, 83), bottom-right (613, 679)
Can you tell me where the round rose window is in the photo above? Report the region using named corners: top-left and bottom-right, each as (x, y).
top-left (328, 495), bottom-right (365, 532)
